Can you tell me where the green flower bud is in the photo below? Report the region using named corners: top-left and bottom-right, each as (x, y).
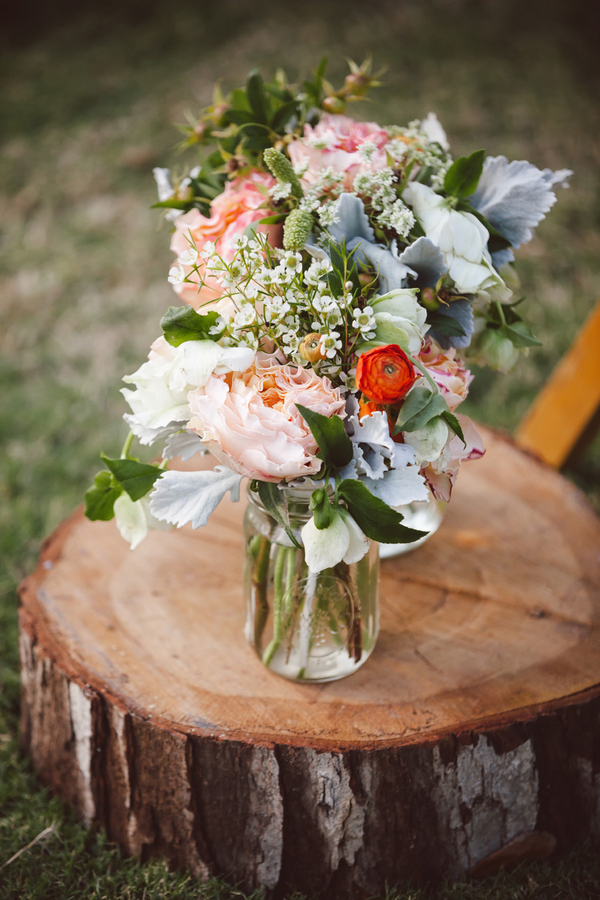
top-left (481, 328), bottom-right (520, 372)
top-left (309, 488), bottom-right (333, 531)
top-left (263, 148), bottom-right (303, 199)
top-left (283, 209), bottom-right (314, 251)
top-left (420, 287), bottom-right (440, 311)
top-left (322, 96), bottom-right (347, 114)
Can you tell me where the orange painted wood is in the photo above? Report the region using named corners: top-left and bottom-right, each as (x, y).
top-left (18, 427), bottom-right (600, 896)
top-left (515, 302), bottom-right (600, 467)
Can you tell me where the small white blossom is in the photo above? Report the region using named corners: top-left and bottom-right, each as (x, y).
top-left (352, 306), bottom-right (376, 336)
top-left (168, 264), bottom-right (186, 285)
top-left (208, 315), bottom-right (227, 335)
top-left (358, 140), bottom-right (378, 162)
top-left (319, 331), bottom-right (343, 359)
top-left (269, 181), bottom-right (292, 201)
top-left (200, 240), bottom-right (216, 258)
top-left (293, 158), bottom-right (310, 177)
top-left (317, 201), bottom-right (340, 227)
top-left (233, 305), bottom-right (256, 329)
top-left (179, 247), bottom-right (199, 266)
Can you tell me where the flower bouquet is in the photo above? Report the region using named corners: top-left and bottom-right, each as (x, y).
top-left (85, 60), bottom-right (570, 682)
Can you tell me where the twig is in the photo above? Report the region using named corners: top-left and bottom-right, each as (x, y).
top-left (0, 823), bottom-right (57, 870)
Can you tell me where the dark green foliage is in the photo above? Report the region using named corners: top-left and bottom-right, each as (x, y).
top-left (295, 404), bottom-right (354, 468)
top-left (161, 306), bottom-right (223, 346)
top-left (444, 149), bottom-right (485, 198)
top-left (338, 479), bottom-right (426, 543)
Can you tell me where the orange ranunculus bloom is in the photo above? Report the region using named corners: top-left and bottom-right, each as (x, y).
top-left (355, 344), bottom-right (417, 404)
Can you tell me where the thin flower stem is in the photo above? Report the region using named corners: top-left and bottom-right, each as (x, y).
top-left (297, 570), bottom-right (318, 678)
top-left (262, 544), bottom-right (287, 667)
top-left (407, 354), bottom-right (439, 393)
top-left (252, 536), bottom-right (271, 650)
top-left (120, 431), bottom-right (134, 459)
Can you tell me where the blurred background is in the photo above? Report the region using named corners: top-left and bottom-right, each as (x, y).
top-left (0, 0), bottom-right (599, 892)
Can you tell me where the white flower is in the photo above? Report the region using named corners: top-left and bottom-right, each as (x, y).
top-left (200, 240), bottom-right (216, 258)
top-left (301, 509), bottom-right (369, 573)
top-left (121, 337), bottom-right (193, 444)
top-left (404, 417), bottom-right (450, 465)
top-left (233, 305), bottom-right (256, 329)
top-left (114, 492), bottom-right (171, 550)
top-left (294, 158), bottom-right (310, 177)
top-left (403, 182), bottom-right (503, 294)
top-left (319, 332), bottom-right (342, 359)
top-left (168, 264), bottom-right (186, 285)
top-left (420, 112), bottom-right (450, 151)
top-left (358, 140), bottom-right (378, 162)
top-left (153, 167), bottom-right (175, 201)
top-left (269, 181), bottom-right (292, 201)
top-left (369, 288), bottom-right (429, 356)
top-left (362, 466), bottom-right (429, 508)
top-left (178, 247), bottom-right (199, 266)
top-left (352, 306), bottom-right (376, 336)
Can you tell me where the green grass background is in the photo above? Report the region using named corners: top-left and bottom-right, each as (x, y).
top-left (1, 1), bottom-right (599, 895)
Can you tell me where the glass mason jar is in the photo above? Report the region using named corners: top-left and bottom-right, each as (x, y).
top-left (379, 489), bottom-right (446, 559)
top-left (243, 484), bottom-right (380, 683)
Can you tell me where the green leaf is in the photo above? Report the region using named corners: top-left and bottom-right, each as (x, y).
top-left (270, 100), bottom-right (300, 132)
top-left (151, 199), bottom-right (190, 210)
top-left (441, 410), bottom-right (465, 444)
top-left (338, 480), bottom-right (427, 544)
top-left (256, 481), bottom-right (302, 548)
top-left (444, 149), bottom-right (485, 198)
top-left (246, 69), bottom-right (269, 124)
top-left (501, 320), bottom-right (542, 348)
top-left (258, 214), bottom-right (287, 224)
top-left (295, 404), bottom-right (353, 469)
top-left (84, 470), bottom-right (122, 521)
top-left (160, 306), bottom-right (221, 347)
top-left (426, 310), bottom-right (467, 338)
top-left (102, 456), bottom-right (163, 502)
top-left (413, 165), bottom-right (434, 185)
top-left (394, 391), bottom-right (448, 435)
top-left (393, 386), bottom-right (435, 430)
top-left (230, 88), bottom-right (251, 111)
top-left (224, 109), bottom-right (255, 126)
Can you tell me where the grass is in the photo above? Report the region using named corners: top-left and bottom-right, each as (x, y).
top-left (0, 0), bottom-right (599, 895)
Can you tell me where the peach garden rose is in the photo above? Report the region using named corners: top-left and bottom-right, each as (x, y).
top-left (186, 352), bottom-right (346, 482)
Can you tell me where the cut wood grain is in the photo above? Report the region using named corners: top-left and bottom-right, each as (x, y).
top-left (18, 428), bottom-right (600, 897)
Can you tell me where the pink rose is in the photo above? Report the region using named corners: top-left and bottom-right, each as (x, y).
top-left (289, 114), bottom-right (389, 189)
top-left (422, 416), bottom-right (485, 502)
top-left (418, 338), bottom-right (473, 412)
top-left (186, 352), bottom-right (345, 481)
top-left (170, 171), bottom-right (281, 307)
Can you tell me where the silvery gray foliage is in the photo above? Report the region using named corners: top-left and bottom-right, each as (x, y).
top-left (397, 236), bottom-right (447, 288)
top-left (162, 430), bottom-right (207, 461)
top-left (470, 156), bottom-right (572, 249)
top-left (150, 466), bottom-right (242, 528)
top-left (327, 194), bottom-right (415, 293)
top-left (428, 297), bottom-right (475, 351)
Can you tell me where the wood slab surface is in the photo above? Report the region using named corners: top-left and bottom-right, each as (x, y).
top-left (18, 427), bottom-right (600, 896)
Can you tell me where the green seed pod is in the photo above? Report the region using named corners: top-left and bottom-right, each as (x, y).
top-left (481, 328), bottom-right (520, 372)
top-left (263, 148), bottom-right (303, 199)
top-left (283, 209), bottom-right (314, 251)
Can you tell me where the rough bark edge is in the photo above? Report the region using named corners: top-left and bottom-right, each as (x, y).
top-left (19, 615), bottom-right (600, 898)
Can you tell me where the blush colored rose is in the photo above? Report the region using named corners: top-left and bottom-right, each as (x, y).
top-left (356, 344), bottom-right (417, 405)
top-left (170, 171), bottom-right (281, 307)
top-left (418, 338), bottom-right (473, 412)
top-left (186, 352), bottom-right (345, 482)
top-left (288, 114), bottom-right (389, 190)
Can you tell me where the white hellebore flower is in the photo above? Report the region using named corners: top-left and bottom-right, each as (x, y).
top-left (369, 288), bottom-right (429, 356)
top-left (404, 417), bottom-right (450, 466)
top-left (403, 182), bottom-right (503, 294)
top-left (114, 492), bottom-right (172, 550)
top-left (420, 112), bottom-right (450, 152)
top-left (301, 508), bottom-right (369, 574)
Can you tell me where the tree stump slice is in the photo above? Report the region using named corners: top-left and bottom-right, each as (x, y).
top-left (18, 428), bottom-right (600, 897)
